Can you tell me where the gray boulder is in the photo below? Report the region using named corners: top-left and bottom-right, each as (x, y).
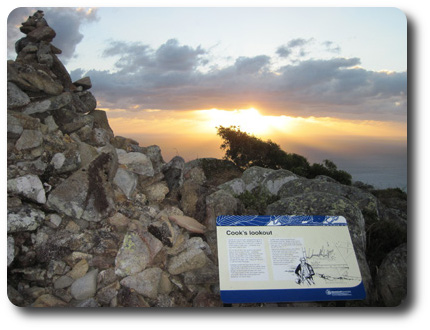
top-left (278, 178), bottom-right (379, 217)
top-left (7, 174), bottom-right (46, 204)
top-left (167, 246), bottom-right (207, 275)
top-left (15, 129), bottom-right (43, 151)
top-left (47, 151), bottom-right (117, 221)
top-left (162, 156), bottom-right (185, 193)
top-left (120, 268), bottom-right (163, 299)
top-left (376, 243), bottom-right (407, 306)
top-left (115, 231), bottom-right (151, 277)
top-left (7, 204), bottom-right (45, 233)
top-left (71, 269), bottom-right (99, 301)
top-left (7, 82), bottom-right (30, 109)
top-left (113, 168), bottom-right (138, 199)
top-left (205, 189), bottom-right (240, 231)
top-left (22, 92), bottom-right (72, 115)
top-left (117, 151), bottom-right (154, 177)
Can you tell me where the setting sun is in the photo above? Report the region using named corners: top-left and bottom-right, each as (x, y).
top-left (197, 108), bottom-right (295, 136)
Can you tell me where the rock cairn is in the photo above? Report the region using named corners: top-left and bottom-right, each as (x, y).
top-left (7, 11), bottom-right (407, 307)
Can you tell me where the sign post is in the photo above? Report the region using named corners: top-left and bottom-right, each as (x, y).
top-left (216, 215), bottom-right (366, 303)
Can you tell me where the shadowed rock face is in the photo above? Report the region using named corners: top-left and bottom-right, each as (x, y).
top-left (7, 10), bottom-right (406, 308)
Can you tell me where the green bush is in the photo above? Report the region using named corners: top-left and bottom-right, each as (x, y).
top-left (217, 125), bottom-right (352, 185)
top-left (235, 190), bottom-right (279, 214)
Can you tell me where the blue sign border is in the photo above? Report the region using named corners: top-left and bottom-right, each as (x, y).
top-left (220, 282), bottom-right (366, 303)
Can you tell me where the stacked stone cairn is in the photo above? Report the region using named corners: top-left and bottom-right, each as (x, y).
top-left (7, 11), bottom-right (406, 307)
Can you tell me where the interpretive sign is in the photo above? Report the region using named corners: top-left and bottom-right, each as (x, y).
top-left (216, 215), bottom-right (366, 303)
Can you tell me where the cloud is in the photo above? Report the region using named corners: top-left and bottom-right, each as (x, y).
top-left (79, 38), bottom-right (406, 122)
top-left (234, 55), bottom-right (271, 75)
top-left (7, 7), bottom-right (99, 62)
top-left (322, 41), bottom-right (341, 54)
top-left (276, 38), bottom-right (314, 59)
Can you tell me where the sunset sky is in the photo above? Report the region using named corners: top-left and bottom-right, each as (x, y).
top-left (7, 6), bottom-right (407, 189)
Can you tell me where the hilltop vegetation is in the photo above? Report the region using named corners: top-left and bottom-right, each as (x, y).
top-left (217, 125), bottom-right (352, 185)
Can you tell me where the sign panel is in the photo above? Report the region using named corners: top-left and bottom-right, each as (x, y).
top-left (216, 215), bottom-right (366, 303)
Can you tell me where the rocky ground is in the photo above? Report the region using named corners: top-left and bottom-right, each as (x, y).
top-left (7, 10), bottom-right (407, 307)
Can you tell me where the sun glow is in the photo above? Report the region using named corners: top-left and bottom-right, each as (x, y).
top-left (197, 108), bottom-right (295, 136)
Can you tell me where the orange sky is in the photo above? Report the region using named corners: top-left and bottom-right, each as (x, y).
top-left (104, 107), bottom-right (407, 163)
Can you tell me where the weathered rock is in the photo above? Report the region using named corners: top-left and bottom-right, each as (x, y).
top-left (7, 204), bottom-right (45, 233)
top-left (193, 291), bottom-right (223, 307)
top-left (205, 189), bottom-right (240, 230)
top-left (167, 246), bottom-right (207, 275)
top-left (22, 92), bottom-right (72, 115)
top-left (67, 259), bottom-right (89, 280)
top-left (96, 281), bottom-right (120, 305)
top-left (7, 82), bottom-right (30, 108)
top-left (8, 110), bottom-right (41, 130)
top-left (78, 142), bottom-right (99, 168)
top-left (148, 217), bottom-right (181, 248)
top-left (144, 181), bottom-right (169, 203)
top-left (146, 145), bottom-right (165, 171)
top-left (47, 151), bottom-right (117, 221)
top-left (241, 166), bottom-right (275, 192)
top-left (111, 136), bottom-right (139, 151)
top-left (78, 91), bottom-right (97, 113)
top-left (54, 275), bottom-right (74, 289)
top-left (218, 178), bottom-right (246, 195)
top-left (46, 169), bottom-right (88, 219)
top-left (97, 268), bottom-right (118, 287)
top-left (50, 144), bottom-right (81, 174)
top-left (179, 180), bottom-right (208, 219)
top-left (46, 259), bottom-right (67, 279)
top-left (168, 214), bottom-right (206, 234)
top-left (70, 269), bottom-right (99, 301)
top-left (120, 267), bottom-right (163, 299)
top-left (7, 61), bottom-right (63, 95)
top-left (89, 128), bottom-right (112, 147)
top-left (46, 213), bottom-right (62, 228)
top-left (116, 287), bottom-right (150, 307)
top-left (12, 267), bottom-right (46, 283)
top-left (90, 110), bottom-right (113, 134)
top-left (115, 231), bottom-right (151, 277)
top-left (220, 168), bottom-right (298, 197)
top-left (15, 129), bottom-right (43, 151)
top-left (16, 157), bottom-right (48, 176)
top-left (117, 151), bottom-right (154, 177)
top-left (376, 243), bottom-right (407, 306)
top-left (107, 212), bottom-right (131, 233)
top-left (113, 168), bottom-right (138, 199)
top-left (162, 156), bottom-right (185, 193)
top-left (260, 169), bottom-right (298, 195)
top-left (7, 174), bottom-right (46, 204)
top-left (32, 294), bottom-right (67, 307)
top-left (7, 112), bottom-right (24, 139)
top-left (7, 236), bottom-right (15, 267)
top-left (183, 258), bottom-right (219, 285)
top-left (184, 165), bottom-right (207, 185)
top-left (75, 298), bottom-right (100, 307)
top-left (278, 178), bottom-right (379, 216)
top-left (27, 25), bottom-right (56, 42)
top-left (73, 76), bottom-right (92, 90)
top-left (70, 93), bottom-right (90, 114)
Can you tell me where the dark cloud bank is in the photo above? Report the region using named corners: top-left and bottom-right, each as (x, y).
top-left (78, 38), bottom-right (406, 121)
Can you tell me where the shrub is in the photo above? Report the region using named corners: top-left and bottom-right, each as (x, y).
top-left (217, 125), bottom-right (351, 184)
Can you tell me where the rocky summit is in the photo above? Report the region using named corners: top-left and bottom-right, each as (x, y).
top-left (7, 11), bottom-right (407, 307)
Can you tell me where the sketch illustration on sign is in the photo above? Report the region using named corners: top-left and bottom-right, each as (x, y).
top-left (302, 241), bottom-right (362, 285)
top-left (294, 249), bottom-right (315, 286)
